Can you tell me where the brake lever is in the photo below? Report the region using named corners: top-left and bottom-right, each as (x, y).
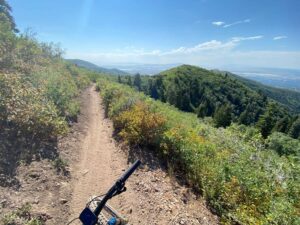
top-left (112, 186), bottom-right (127, 197)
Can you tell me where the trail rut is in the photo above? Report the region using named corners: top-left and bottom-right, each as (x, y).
top-left (67, 85), bottom-right (218, 225)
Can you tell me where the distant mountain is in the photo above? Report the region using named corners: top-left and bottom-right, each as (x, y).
top-left (103, 63), bottom-right (182, 75)
top-left (66, 59), bottom-right (129, 76)
top-left (212, 70), bottom-right (300, 113)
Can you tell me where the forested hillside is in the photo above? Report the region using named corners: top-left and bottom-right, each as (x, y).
top-left (212, 70), bottom-right (300, 113)
top-left (119, 65), bottom-right (300, 139)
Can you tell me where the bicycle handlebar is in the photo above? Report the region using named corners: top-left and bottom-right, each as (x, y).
top-left (119, 159), bottom-right (141, 184)
top-left (80, 160), bottom-right (141, 225)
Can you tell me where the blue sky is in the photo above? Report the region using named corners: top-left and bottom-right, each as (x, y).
top-left (9, 0), bottom-right (300, 69)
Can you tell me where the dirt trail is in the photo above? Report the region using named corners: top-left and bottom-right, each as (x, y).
top-left (67, 85), bottom-right (218, 225)
top-left (69, 85), bottom-right (118, 215)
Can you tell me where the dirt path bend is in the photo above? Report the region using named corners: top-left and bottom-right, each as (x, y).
top-left (67, 85), bottom-right (218, 225)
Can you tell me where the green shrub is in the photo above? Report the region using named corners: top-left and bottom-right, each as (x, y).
top-left (53, 157), bottom-right (68, 174)
top-left (0, 73), bottom-right (68, 139)
top-left (289, 117), bottom-right (300, 139)
top-left (114, 102), bottom-right (166, 146)
top-left (267, 132), bottom-right (300, 156)
top-left (1, 203), bottom-right (44, 225)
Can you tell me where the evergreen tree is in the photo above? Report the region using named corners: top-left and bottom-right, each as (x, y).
top-left (214, 104), bottom-right (232, 128)
top-left (196, 100), bottom-right (209, 118)
top-left (0, 0), bottom-right (16, 70)
top-left (126, 76), bottom-right (132, 86)
top-left (148, 79), bottom-right (159, 99)
top-left (289, 117), bottom-right (300, 139)
top-left (117, 75), bottom-right (122, 83)
top-left (180, 91), bottom-right (191, 111)
top-left (165, 85), bottom-right (177, 106)
top-left (0, 0), bottom-right (18, 32)
top-left (274, 116), bottom-right (290, 133)
top-left (257, 103), bottom-right (278, 138)
top-left (133, 73), bottom-right (142, 91)
top-left (155, 76), bottom-right (166, 102)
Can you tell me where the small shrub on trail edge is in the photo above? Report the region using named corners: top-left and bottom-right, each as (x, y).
top-left (96, 79), bottom-right (300, 225)
top-left (1, 203), bottom-right (45, 225)
top-left (53, 157), bottom-right (69, 175)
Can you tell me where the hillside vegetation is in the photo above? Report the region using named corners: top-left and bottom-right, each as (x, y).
top-left (1, 1), bottom-right (300, 224)
top-left (0, 1), bottom-right (95, 186)
top-left (96, 77), bottom-right (299, 225)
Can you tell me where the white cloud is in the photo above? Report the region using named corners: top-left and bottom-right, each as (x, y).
top-left (65, 36), bottom-right (300, 69)
top-left (231, 35), bottom-right (264, 42)
top-left (223, 19), bottom-right (251, 28)
top-left (212, 21), bottom-right (225, 26)
top-left (163, 36), bottom-right (262, 55)
top-left (163, 40), bottom-right (236, 55)
top-left (273, 36), bottom-right (288, 40)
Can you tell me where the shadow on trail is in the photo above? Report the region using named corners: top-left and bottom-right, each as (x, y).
top-left (126, 145), bottom-right (167, 171)
top-left (125, 145), bottom-right (191, 188)
top-left (0, 131), bottom-right (58, 188)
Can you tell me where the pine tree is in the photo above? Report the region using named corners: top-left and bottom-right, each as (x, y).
top-left (289, 117), bottom-right (300, 139)
top-left (126, 76), bottom-right (132, 86)
top-left (0, 0), bottom-right (18, 32)
top-left (257, 103), bottom-right (278, 138)
top-left (214, 104), bottom-right (232, 128)
top-left (196, 101), bottom-right (208, 118)
top-left (274, 116), bottom-right (290, 133)
top-left (133, 73), bottom-right (142, 91)
top-left (0, 0), bottom-right (17, 70)
top-left (147, 79), bottom-right (157, 99)
top-left (117, 75), bottom-right (121, 83)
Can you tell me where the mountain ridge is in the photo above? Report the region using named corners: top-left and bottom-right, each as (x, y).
top-left (66, 59), bottom-right (129, 76)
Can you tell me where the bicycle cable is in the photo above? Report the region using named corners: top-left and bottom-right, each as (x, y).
top-left (86, 194), bottom-right (106, 207)
top-left (66, 217), bottom-right (79, 225)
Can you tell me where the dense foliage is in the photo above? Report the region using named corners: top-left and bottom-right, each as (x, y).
top-left (97, 78), bottom-right (300, 225)
top-left (0, 73), bottom-right (67, 140)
